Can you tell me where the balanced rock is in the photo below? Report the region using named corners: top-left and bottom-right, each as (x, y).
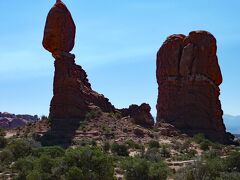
top-left (43, 0), bottom-right (76, 54)
top-left (156, 30), bottom-right (231, 143)
top-left (43, 1), bottom-right (114, 121)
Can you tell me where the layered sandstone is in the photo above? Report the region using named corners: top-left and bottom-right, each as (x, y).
top-left (156, 31), bottom-right (231, 143)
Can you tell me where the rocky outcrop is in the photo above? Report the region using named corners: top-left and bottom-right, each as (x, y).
top-left (156, 31), bottom-right (231, 143)
top-left (43, 1), bottom-right (114, 120)
top-left (120, 103), bottom-right (154, 128)
top-left (0, 112), bottom-right (39, 129)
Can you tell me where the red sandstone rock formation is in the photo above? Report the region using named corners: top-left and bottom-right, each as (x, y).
top-left (42, 1), bottom-right (154, 133)
top-left (43, 1), bottom-right (114, 120)
top-left (156, 31), bottom-right (231, 143)
top-left (120, 103), bottom-right (154, 128)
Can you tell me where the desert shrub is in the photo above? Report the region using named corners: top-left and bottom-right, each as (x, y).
top-left (7, 139), bottom-right (34, 159)
top-left (218, 172), bottom-right (240, 180)
top-left (148, 140), bottom-right (160, 149)
top-left (211, 142), bottom-right (223, 150)
top-left (13, 157), bottom-right (35, 179)
top-left (85, 108), bottom-right (102, 120)
top-left (26, 170), bottom-right (42, 180)
top-left (144, 148), bottom-right (162, 162)
top-left (66, 166), bottom-right (84, 180)
top-left (125, 139), bottom-right (142, 149)
top-left (193, 133), bottom-right (206, 144)
top-left (122, 157), bottom-right (168, 180)
top-left (111, 143), bottom-right (129, 156)
top-left (205, 157), bottom-right (225, 177)
top-left (103, 141), bottom-right (110, 152)
top-left (32, 146), bottom-right (65, 158)
top-left (64, 147), bottom-right (114, 179)
top-left (91, 140), bottom-right (97, 147)
top-left (123, 158), bottom-right (149, 180)
top-left (0, 128), bottom-right (6, 136)
top-left (203, 149), bottom-right (220, 160)
top-left (172, 140), bottom-right (192, 153)
top-left (35, 155), bottom-right (55, 174)
top-left (200, 140), bottom-right (210, 151)
top-left (0, 149), bottom-right (14, 165)
top-left (109, 111), bottom-right (122, 119)
top-left (0, 136), bottom-right (7, 149)
top-left (160, 145), bottom-right (171, 158)
top-left (225, 151), bottom-right (240, 172)
top-left (175, 157), bottom-right (227, 179)
top-left (148, 161), bottom-right (169, 180)
top-left (175, 161), bottom-right (209, 180)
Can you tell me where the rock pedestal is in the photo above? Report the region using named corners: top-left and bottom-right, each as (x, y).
top-left (50, 51), bottom-right (114, 120)
top-left (43, 1), bottom-right (114, 122)
top-left (156, 31), bottom-right (231, 143)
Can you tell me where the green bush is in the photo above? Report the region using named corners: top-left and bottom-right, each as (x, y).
top-left (14, 157), bottom-right (34, 179)
top-left (125, 139), bottom-right (142, 149)
top-left (148, 161), bottom-right (169, 180)
top-left (66, 166), bottom-right (83, 180)
top-left (0, 136), bottom-right (7, 149)
top-left (200, 140), bottom-right (210, 151)
top-left (109, 111), bottom-right (122, 119)
top-left (35, 155), bottom-right (54, 174)
top-left (122, 157), bottom-right (168, 180)
top-left (85, 108), bottom-right (102, 120)
top-left (144, 148), bottom-right (162, 162)
top-left (160, 145), bottom-right (171, 158)
top-left (111, 143), bottom-right (129, 156)
top-left (65, 147), bottom-right (114, 179)
top-left (225, 151), bottom-right (240, 172)
top-left (103, 141), bottom-right (110, 152)
top-left (193, 133), bottom-right (206, 144)
top-left (0, 149), bottom-right (14, 165)
top-left (7, 139), bottom-right (34, 159)
top-left (32, 146), bottom-right (65, 158)
top-left (218, 172), bottom-right (240, 180)
top-left (26, 170), bottom-right (42, 180)
top-left (175, 157), bottom-right (230, 180)
top-left (0, 128), bottom-right (6, 137)
top-left (203, 149), bottom-right (220, 160)
top-left (148, 140), bottom-right (160, 149)
top-left (175, 161), bottom-right (209, 180)
top-left (123, 158), bottom-right (149, 180)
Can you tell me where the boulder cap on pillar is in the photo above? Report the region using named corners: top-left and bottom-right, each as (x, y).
top-left (42, 0), bottom-right (76, 54)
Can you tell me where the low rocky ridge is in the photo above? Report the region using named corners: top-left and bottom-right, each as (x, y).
top-left (2, 113), bottom-right (240, 180)
top-left (5, 108), bottom-right (178, 146)
top-left (0, 112), bottom-right (39, 129)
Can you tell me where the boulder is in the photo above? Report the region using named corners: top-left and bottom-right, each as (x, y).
top-left (120, 103), bottom-right (154, 128)
top-left (42, 0), bottom-right (76, 54)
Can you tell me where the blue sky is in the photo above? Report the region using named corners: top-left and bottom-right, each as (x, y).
top-left (0, 0), bottom-right (240, 118)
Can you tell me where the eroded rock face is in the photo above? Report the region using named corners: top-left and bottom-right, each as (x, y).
top-left (120, 103), bottom-right (154, 128)
top-left (156, 31), bottom-right (230, 143)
